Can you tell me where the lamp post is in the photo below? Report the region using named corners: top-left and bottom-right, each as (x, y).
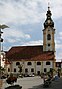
top-left (0, 24), bottom-right (9, 79)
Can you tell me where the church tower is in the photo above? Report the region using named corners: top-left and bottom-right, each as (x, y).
top-left (43, 6), bottom-right (55, 52)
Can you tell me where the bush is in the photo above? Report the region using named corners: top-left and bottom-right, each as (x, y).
top-left (6, 76), bottom-right (17, 84)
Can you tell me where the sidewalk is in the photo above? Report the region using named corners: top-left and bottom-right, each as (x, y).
top-left (1, 77), bottom-right (62, 89)
top-left (29, 77), bottom-right (62, 89)
top-left (0, 79), bottom-right (3, 89)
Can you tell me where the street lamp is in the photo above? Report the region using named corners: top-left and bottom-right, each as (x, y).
top-left (0, 24), bottom-right (9, 79)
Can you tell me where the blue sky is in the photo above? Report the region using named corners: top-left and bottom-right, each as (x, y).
top-left (0, 0), bottom-right (62, 61)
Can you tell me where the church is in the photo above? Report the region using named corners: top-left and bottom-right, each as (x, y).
top-left (5, 6), bottom-right (56, 76)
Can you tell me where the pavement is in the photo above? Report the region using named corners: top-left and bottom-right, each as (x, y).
top-left (29, 77), bottom-right (62, 89)
top-left (1, 76), bottom-right (43, 89)
top-left (1, 76), bottom-right (62, 89)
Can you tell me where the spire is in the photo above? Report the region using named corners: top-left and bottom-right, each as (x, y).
top-left (44, 4), bottom-right (54, 28)
top-left (48, 6), bottom-right (50, 11)
top-left (46, 3), bottom-right (52, 19)
top-left (48, 2), bottom-right (50, 11)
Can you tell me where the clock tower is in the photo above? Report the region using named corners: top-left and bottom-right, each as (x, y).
top-left (43, 6), bottom-right (55, 52)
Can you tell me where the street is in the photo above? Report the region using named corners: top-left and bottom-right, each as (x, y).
top-left (1, 76), bottom-right (43, 89)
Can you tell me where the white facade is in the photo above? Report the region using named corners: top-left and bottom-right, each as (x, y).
top-left (6, 60), bottom-right (54, 75)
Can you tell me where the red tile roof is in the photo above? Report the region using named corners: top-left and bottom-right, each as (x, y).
top-left (31, 52), bottom-right (54, 61)
top-left (6, 45), bottom-right (54, 61)
top-left (5, 59), bottom-right (11, 64)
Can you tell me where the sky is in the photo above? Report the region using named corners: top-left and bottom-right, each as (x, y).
top-left (0, 0), bottom-right (62, 61)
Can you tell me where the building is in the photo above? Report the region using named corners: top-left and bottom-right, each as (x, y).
top-left (5, 6), bottom-right (56, 75)
top-left (0, 50), bottom-right (6, 68)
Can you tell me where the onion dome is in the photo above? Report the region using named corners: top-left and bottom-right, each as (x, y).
top-left (44, 7), bottom-right (54, 28)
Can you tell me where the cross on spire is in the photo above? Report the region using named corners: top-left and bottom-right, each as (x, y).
top-left (48, 2), bottom-right (50, 11)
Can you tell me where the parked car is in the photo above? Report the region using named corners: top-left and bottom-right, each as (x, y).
top-left (24, 74), bottom-right (29, 77)
top-left (1, 75), bottom-right (7, 79)
top-left (18, 74), bottom-right (23, 78)
top-left (29, 74), bottom-right (35, 77)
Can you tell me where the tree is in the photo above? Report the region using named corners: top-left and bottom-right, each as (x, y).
top-left (18, 65), bottom-right (22, 75)
top-left (6, 73), bottom-right (17, 85)
top-left (0, 66), bottom-right (5, 73)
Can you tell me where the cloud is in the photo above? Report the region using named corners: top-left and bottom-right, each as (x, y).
top-left (55, 39), bottom-right (62, 60)
top-left (55, 40), bottom-right (62, 49)
top-left (3, 40), bottom-right (43, 51)
top-left (22, 40), bottom-right (43, 46)
top-left (0, 0), bottom-right (62, 60)
top-left (59, 32), bottom-right (62, 36)
top-left (0, 0), bottom-right (43, 24)
top-left (2, 28), bottom-right (31, 43)
top-left (56, 51), bottom-right (62, 60)
top-left (0, 0), bottom-right (62, 25)
top-left (56, 43), bottom-right (62, 49)
top-left (58, 32), bottom-right (62, 39)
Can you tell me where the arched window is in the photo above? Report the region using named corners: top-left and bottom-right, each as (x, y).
top-left (47, 34), bottom-right (51, 40)
top-left (37, 62), bottom-right (41, 65)
top-left (27, 62), bottom-right (32, 65)
top-left (16, 62), bottom-right (20, 66)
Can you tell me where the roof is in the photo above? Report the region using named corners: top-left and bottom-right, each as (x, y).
top-left (6, 45), bottom-right (54, 61)
top-left (5, 59), bottom-right (11, 64)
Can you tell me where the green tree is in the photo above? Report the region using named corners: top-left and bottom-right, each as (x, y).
top-left (18, 65), bottom-right (22, 74)
top-left (0, 66), bottom-right (5, 72)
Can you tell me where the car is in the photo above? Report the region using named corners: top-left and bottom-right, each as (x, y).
top-left (31, 74), bottom-right (35, 77)
top-left (18, 75), bottom-right (23, 78)
top-left (29, 74), bottom-right (35, 77)
top-left (24, 74), bottom-right (29, 77)
top-left (19, 75), bottom-right (22, 77)
top-left (1, 75), bottom-right (7, 79)
top-left (29, 74), bottom-right (32, 77)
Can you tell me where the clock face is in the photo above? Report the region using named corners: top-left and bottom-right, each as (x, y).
top-left (48, 20), bottom-right (50, 23)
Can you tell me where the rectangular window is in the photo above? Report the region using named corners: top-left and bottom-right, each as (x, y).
top-left (50, 68), bottom-right (53, 72)
top-left (25, 68), bottom-right (28, 73)
top-left (14, 68), bottom-right (16, 72)
top-left (46, 62), bottom-right (50, 65)
top-left (8, 68), bottom-right (10, 72)
top-left (31, 68), bottom-right (34, 72)
top-left (44, 68), bottom-right (47, 72)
